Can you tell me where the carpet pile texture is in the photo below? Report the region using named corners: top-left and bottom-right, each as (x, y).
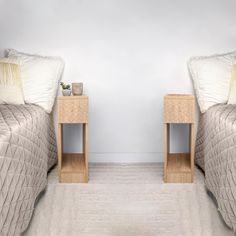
top-left (24, 164), bottom-right (235, 236)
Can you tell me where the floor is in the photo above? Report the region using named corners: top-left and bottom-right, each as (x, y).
top-left (24, 164), bottom-right (235, 236)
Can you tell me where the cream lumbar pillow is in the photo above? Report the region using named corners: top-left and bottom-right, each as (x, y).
top-left (228, 64), bottom-right (236, 104)
top-left (188, 51), bottom-right (236, 113)
top-left (5, 49), bottom-right (65, 113)
top-left (0, 61), bottom-right (24, 104)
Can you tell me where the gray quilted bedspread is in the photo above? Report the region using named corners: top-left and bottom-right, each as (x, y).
top-left (196, 104), bottom-right (236, 232)
top-left (0, 104), bottom-right (57, 236)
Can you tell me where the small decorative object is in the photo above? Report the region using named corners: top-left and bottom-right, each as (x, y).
top-left (72, 83), bottom-right (83, 96)
top-left (60, 82), bottom-right (71, 96)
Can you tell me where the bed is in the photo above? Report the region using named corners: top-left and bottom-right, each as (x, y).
top-left (195, 104), bottom-right (236, 231)
top-left (0, 104), bottom-right (57, 235)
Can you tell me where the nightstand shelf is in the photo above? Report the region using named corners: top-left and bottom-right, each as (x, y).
top-left (164, 94), bottom-right (195, 183)
top-left (61, 153), bottom-right (86, 173)
top-left (60, 153), bottom-right (86, 183)
top-left (166, 153), bottom-right (191, 183)
top-left (57, 96), bottom-right (89, 183)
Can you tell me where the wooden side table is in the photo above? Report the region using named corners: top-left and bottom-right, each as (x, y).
top-left (57, 96), bottom-right (89, 183)
top-left (163, 94), bottom-right (195, 183)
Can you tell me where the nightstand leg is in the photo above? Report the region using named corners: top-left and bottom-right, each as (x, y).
top-left (83, 123), bottom-right (88, 182)
top-left (164, 123), bottom-right (169, 182)
top-left (58, 123), bottom-right (63, 182)
top-left (190, 123), bottom-right (195, 182)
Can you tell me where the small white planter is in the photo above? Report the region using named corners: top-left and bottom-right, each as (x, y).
top-left (62, 89), bottom-right (71, 96)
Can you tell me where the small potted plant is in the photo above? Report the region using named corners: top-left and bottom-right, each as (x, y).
top-left (60, 82), bottom-right (71, 96)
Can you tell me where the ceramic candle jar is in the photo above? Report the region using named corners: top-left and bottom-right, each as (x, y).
top-left (72, 83), bottom-right (83, 96)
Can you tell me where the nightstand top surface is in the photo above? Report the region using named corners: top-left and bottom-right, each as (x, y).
top-left (58, 95), bottom-right (88, 100)
top-left (164, 94), bottom-right (194, 100)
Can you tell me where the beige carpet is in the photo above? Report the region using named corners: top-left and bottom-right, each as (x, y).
top-left (24, 164), bottom-right (235, 236)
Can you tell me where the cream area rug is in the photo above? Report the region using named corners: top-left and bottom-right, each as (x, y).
top-left (24, 164), bottom-right (235, 236)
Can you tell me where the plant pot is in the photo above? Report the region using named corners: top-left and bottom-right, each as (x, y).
top-left (62, 89), bottom-right (71, 96)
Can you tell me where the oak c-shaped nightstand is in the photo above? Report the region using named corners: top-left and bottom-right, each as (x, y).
top-left (164, 94), bottom-right (195, 183)
top-left (57, 96), bottom-right (89, 183)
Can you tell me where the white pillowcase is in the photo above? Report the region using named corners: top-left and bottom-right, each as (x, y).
top-left (6, 49), bottom-right (64, 113)
top-left (188, 51), bottom-right (236, 113)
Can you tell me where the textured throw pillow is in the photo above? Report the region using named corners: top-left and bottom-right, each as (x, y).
top-left (5, 49), bottom-right (65, 113)
top-left (228, 64), bottom-right (236, 104)
top-left (0, 61), bottom-right (24, 104)
top-left (188, 51), bottom-right (236, 113)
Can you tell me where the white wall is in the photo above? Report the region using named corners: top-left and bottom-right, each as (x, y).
top-left (0, 0), bottom-right (236, 162)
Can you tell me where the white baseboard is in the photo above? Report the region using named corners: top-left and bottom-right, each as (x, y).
top-left (88, 152), bottom-right (164, 163)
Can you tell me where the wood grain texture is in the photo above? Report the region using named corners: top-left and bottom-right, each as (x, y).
top-left (163, 124), bottom-right (169, 182)
top-left (60, 172), bottom-right (86, 183)
top-left (61, 153), bottom-right (86, 173)
top-left (57, 96), bottom-right (89, 183)
top-left (83, 123), bottom-right (89, 182)
top-left (166, 153), bottom-right (192, 183)
top-left (164, 94), bottom-right (195, 123)
top-left (167, 153), bottom-right (191, 172)
top-left (190, 124), bottom-right (195, 181)
top-left (60, 153), bottom-right (87, 183)
top-left (58, 124), bottom-right (63, 181)
top-left (163, 94), bottom-right (195, 183)
top-left (58, 96), bottom-right (88, 124)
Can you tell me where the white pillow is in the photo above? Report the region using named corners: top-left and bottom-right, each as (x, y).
top-left (6, 49), bottom-right (64, 113)
top-left (188, 51), bottom-right (236, 113)
top-left (0, 61), bottom-right (24, 104)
